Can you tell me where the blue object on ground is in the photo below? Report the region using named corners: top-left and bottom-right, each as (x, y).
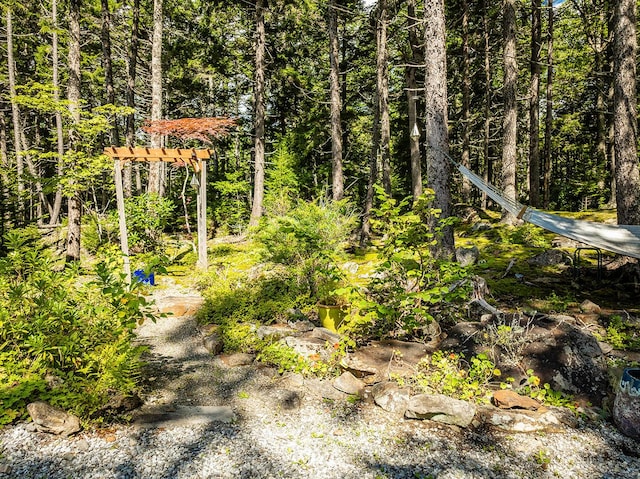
top-left (133, 269), bottom-right (155, 286)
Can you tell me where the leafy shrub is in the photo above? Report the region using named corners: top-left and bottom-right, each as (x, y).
top-left (407, 351), bottom-right (500, 403)
top-left (253, 198), bottom-right (357, 298)
top-left (337, 189), bottom-right (470, 340)
top-left (124, 193), bottom-right (175, 252)
top-left (0, 229), bottom-right (154, 424)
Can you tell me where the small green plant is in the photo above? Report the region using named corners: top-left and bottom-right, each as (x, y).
top-left (595, 315), bottom-right (640, 351)
top-left (516, 369), bottom-right (575, 408)
top-left (237, 391), bottom-right (250, 399)
top-left (411, 351), bottom-right (500, 403)
top-left (532, 449), bottom-right (551, 469)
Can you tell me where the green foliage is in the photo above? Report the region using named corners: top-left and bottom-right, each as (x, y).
top-left (264, 139), bottom-right (300, 216)
top-left (0, 228), bottom-right (154, 425)
top-left (339, 189), bottom-right (469, 339)
top-left (124, 193), bottom-right (175, 252)
top-left (513, 369), bottom-right (576, 409)
top-left (595, 315), bottom-right (640, 351)
top-left (211, 169), bottom-right (251, 235)
top-left (256, 342), bottom-right (310, 374)
top-left (409, 351), bottom-right (500, 403)
top-left (253, 198), bottom-right (357, 298)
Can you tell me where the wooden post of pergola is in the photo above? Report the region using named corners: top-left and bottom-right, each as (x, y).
top-left (104, 147), bottom-right (212, 282)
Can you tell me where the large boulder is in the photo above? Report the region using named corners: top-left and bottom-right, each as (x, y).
top-left (404, 394), bottom-right (476, 427)
top-left (27, 402), bottom-right (81, 436)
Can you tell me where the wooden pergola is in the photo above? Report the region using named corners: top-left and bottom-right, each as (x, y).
top-left (104, 117), bottom-right (235, 283)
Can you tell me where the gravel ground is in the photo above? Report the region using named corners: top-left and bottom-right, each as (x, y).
top-left (2, 287), bottom-right (639, 479)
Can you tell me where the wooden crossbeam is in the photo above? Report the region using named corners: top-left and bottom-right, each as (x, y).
top-left (104, 147), bottom-right (211, 172)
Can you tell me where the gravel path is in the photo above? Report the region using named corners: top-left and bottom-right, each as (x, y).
top-left (2, 290), bottom-right (640, 479)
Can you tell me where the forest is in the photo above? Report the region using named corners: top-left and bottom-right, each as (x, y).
top-left (1, 0), bottom-right (640, 432)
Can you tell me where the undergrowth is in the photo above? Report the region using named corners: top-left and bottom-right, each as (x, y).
top-left (0, 228), bottom-right (156, 426)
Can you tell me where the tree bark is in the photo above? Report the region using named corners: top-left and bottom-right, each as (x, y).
top-left (249, 0), bottom-right (266, 226)
top-left (529, 0), bottom-right (541, 207)
top-left (124, 0), bottom-right (141, 197)
top-left (501, 0), bottom-right (518, 223)
top-left (406, 0), bottom-right (422, 203)
top-left (50, 0), bottom-right (65, 225)
top-left (147, 0), bottom-right (164, 196)
top-left (377, 0), bottom-right (391, 196)
top-left (461, 0), bottom-right (472, 204)
top-left (66, 0), bottom-right (82, 263)
top-left (6, 8), bottom-right (25, 224)
top-left (613, 0), bottom-right (640, 224)
top-left (101, 0), bottom-right (119, 146)
top-left (361, 90), bottom-right (380, 246)
top-left (482, 0), bottom-right (492, 210)
top-left (543, 0), bottom-right (554, 208)
top-left (328, 0), bottom-right (344, 200)
top-left (424, 0), bottom-right (454, 257)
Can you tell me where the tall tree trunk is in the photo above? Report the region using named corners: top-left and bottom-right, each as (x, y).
top-left (482, 0), bottom-right (492, 210)
top-left (101, 0), bottom-right (119, 146)
top-left (406, 0), bottom-right (422, 203)
top-left (461, 0), bottom-right (472, 203)
top-left (66, 0), bottom-right (82, 263)
top-left (125, 0), bottom-right (140, 197)
top-left (613, 0), bottom-right (640, 224)
top-left (529, 0), bottom-right (541, 207)
top-left (50, 0), bottom-right (65, 225)
top-left (501, 0), bottom-right (518, 223)
top-left (543, 0), bottom-right (554, 208)
top-left (328, 0), bottom-right (344, 200)
top-left (377, 0), bottom-right (391, 196)
top-left (249, 0), bottom-right (266, 226)
top-left (424, 0), bottom-right (454, 257)
top-left (147, 0), bottom-right (164, 195)
top-left (6, 8), bottom-right (25, 224)
top-left (360, 88), bottom-right (380, 246)
top-left (0, 111), bottom-right (9, 234)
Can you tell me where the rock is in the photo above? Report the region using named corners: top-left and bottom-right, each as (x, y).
top-left (456, 245), bottom-right (480, 267)
top-left (304, 377), bottom-right (347, 401)
top-left (371, 382), bottom-right (409, 414)
top-left (288, 319), bottom-right (315, 332)
top-left (579, 300), bottom-right (601, 314)
top-left (0, 464), bottom-right (12, 474)
top-left (333, 372), bottom-right (365, 396)
top-left (285, 334), bottom-right (333, 361)
top-left (341, 340), bottom-right (434, 384)
top-left (477, 405), bottom-right (573, 432)
top-left (219, 353), bottom-right (255, 367)
top-left (447, 321), bottom-right (483, 341)
top-left (341, 261), bottom-right (359, 274)
top-left (493, 390), bottom-right (542, 410)
top-left (404, 394), bottom-right (476, 428)
top-left (309, 327), bottom-right (341, 344)
top-left (27, 401), bottom-right (81, 436)
top-left (156, 295), bottom-right (204, 316)
top-left (471, 222), bottom-right (492, 232)
top-left (203, 332), bottom-right (223, 355)
top-left (257, 323), bottom-right (297, 340)
top-left (613, 368), bottom-right (640, 439)
top-left (527, 249), bottom-right (571, 266)
top-left (100, 393), bottom-right (142, 416)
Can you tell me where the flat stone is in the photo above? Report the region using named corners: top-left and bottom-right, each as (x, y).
top-left (341, 340), bottom-right (434, 384)
top-left (203, 333), bottom-right (223, 355)
top-left (27, 401), bottom-right (81, 436)
top-left (333, 371), bottom-right (365, 396)
top-left (285, 334), bottom-right (333, 361)
top-left (257, 324), bottom-right (297, 340)
top-left (580, 300), bottom-right (601, 314)
top-left (132, 405), bottom-right (235, 428)
top-left (156, 295), bottom-right (204, 317)
top-left (477, 405), bottom-right (573, 433)
top-left (219, 353), bottom-right (255, 367)
top-left (371, 381), bottom-right (410, 414)
top-left (405, 394), bottom-right (476, 428)
top-left (493, 390), bottom-right (542, 410)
